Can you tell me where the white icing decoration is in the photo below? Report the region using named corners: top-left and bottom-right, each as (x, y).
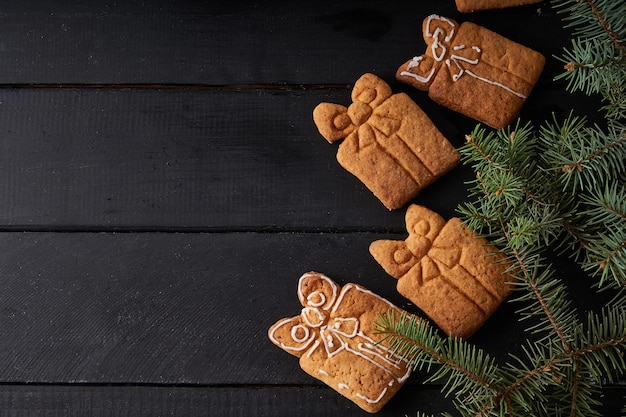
top-left (291, 324), bottom-right (310, 343)
top-left (445, 46), bottom-right (527, 98)
top-left (298, 272), bottom-right (337, 310)
top-left (307, 291), bottom-right (326, 307)
top-left (338, 383), bottom-right (350, 390)
top-left (305, 339), bottom-right (320, 358)
top-left (357, 388), bottom-right (388, 404)
top-left (301, 307), bottom-right (326, 328)
top-left (425, 15), bottom-right (456, 42)
top-left (268, 318), bottom-right (314, 352)
top-left (407, 56), bottom-right (423, 70)
top-left (459, 68), bottom-right (527, 98)
top-left (358, 342), bottom-right (403, 370)
top-left (332, 284), bottom-right (397, 314)
top-left (400, 56), bottom-right (436, 83)
top-left (420, 15), bottom-right (527, 99)
top-left (431, 29), bottom-right (448, 62)
top-left (332, 317), bottom-right (358, 338)
top-left (280, 277), bottom-right (413, 405)
top-left (425, 15), bottom-right (456, 63)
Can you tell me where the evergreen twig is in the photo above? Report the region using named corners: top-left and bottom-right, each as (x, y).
top-left (376, 1), bottom-right (626, 414)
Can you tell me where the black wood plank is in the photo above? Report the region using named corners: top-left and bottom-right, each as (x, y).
top-left (0, 231), bottom-right (406, 384)
top-left (0, 1), bottom-right (621, 416)
top-left (0, 231), bottom-right (614, 385)
top-left (0, 1), bottom-right (567, 85)
top-left (0, 384), bottom-right (461, 417)
top-left (0, 384), bottom-right (622, 416)
top-left (0, 86), bottom-right (598, 231)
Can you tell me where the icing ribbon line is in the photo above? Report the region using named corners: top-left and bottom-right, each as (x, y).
top-left (400, 14), bottom-right (528, 99)
top-left (269, 275), bottom-right (412, 405)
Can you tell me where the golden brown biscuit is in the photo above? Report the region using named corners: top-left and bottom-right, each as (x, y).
top-left (313, 73), bottom-right (459, 210)
top-left (369, 205), bottom-right (514, 338)
top-left (268, 272), bottom-right (411, 413)
top-left (396, 15), bottom-right (545, 129)
top-left (456, 0), bottom-right (542, 13)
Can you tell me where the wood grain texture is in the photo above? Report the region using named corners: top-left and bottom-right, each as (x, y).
top-left (0, 384), bottom-right (461, 417)
top-left (0, 1), bottom-right (564, 85)
top-left (0, 231), bottom-right (523, 384)
top-left (0, 0), bottom-right (623, 415)
top-left (0, 231), bottom-right (613, 385)
top-left (0, 87), bottom-right (598, 231)
top-left (0, 379), bottom-right (622, 416)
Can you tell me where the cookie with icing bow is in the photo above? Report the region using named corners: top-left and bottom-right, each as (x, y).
top-left (268, 272), bottom-right (412, 413)
top-left (313, 73), bottom-right (459, 210)
top-left (369, 204), bottom-right (514, 338)
top-left (396, 15), bottom-right (545, 129)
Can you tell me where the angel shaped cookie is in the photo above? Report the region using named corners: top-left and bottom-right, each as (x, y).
top-left (396, 15), bottom-right (545, 129)
top-left (369, 205), bottom-right (514, 338)
top-left (268, 272), bottom-right (411, 413)
top-left (313, 73), bottom-right (459, 210)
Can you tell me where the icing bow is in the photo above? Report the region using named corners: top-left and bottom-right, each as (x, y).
top-left (401, 14), bottom-right (527, 99)
top-left (425, 15), bottom-right (483, 84)
top-left (302, 305), bottom-right (360, 357)
top-left (269, 273), bottom-right (407, 375)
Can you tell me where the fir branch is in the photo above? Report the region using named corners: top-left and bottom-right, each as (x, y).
top-left (539, 113), bottom-right (626, 192)
top-left (581, 0), bottom-right (625, 52)
top-left (442, 117), bottom-right (625, 414)
top-left (553, 0), bottom-right (626, 120)
top-left (508, 260), bottom-right (576, 348)
top-left (577, 182), bottom-right (626, 285)
top-left (577, 306), bottom-right (626, 383)
top-left (553, 0), bottom-right (626, 52)
top-left (384, 2), bottom-right (626, 415)
top-left (584, 231), bottom-right (626, 285)
top-left (376, 309), bottom-right (626, 417)
top-left (376, 312), bottom-right (499, 392)
top-left (556, 38), bottom-right (626, 96)
top-left (409, 413), bottom-right (451, 417)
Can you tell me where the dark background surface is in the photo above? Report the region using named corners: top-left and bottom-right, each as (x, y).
top-left (0, 1), bottom-right (622, 415)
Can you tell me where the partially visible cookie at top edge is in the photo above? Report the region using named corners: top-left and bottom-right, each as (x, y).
top-left (313, 73), bottom-right (459, 210)
top-left (455, 0), bottom-right (542, 13)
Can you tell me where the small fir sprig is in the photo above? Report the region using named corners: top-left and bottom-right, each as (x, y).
top-left (376, 1), bottom-right (626, 415)
top-left (377, 306), bottom-right (626, 416)
top-left (552, 0), bottom-right (626, 120)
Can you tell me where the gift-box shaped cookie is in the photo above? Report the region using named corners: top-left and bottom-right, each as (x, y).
top-left (268, 272), bottom-right (411, 413)
top-left (370, 205), bottom-right (514, 338)
top-left (313, 73), bottom-right (459, 210)
top-left (396, 15), bottom-right (545, 129)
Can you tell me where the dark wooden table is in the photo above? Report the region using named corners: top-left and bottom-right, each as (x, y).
top-left (0, 1), bottom-right (623, 415)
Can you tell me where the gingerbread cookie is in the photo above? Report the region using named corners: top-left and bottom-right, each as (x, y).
top-left (313, 73), bottom-right (459, 210)
top-left (268, 272), bottom-right (411, 413)
top-left (369, 205), bottom-right (513, 338)
top-left (396, 15), bottom-right (545, 129)
top-left (456, 0), bottom-right (542, 13)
